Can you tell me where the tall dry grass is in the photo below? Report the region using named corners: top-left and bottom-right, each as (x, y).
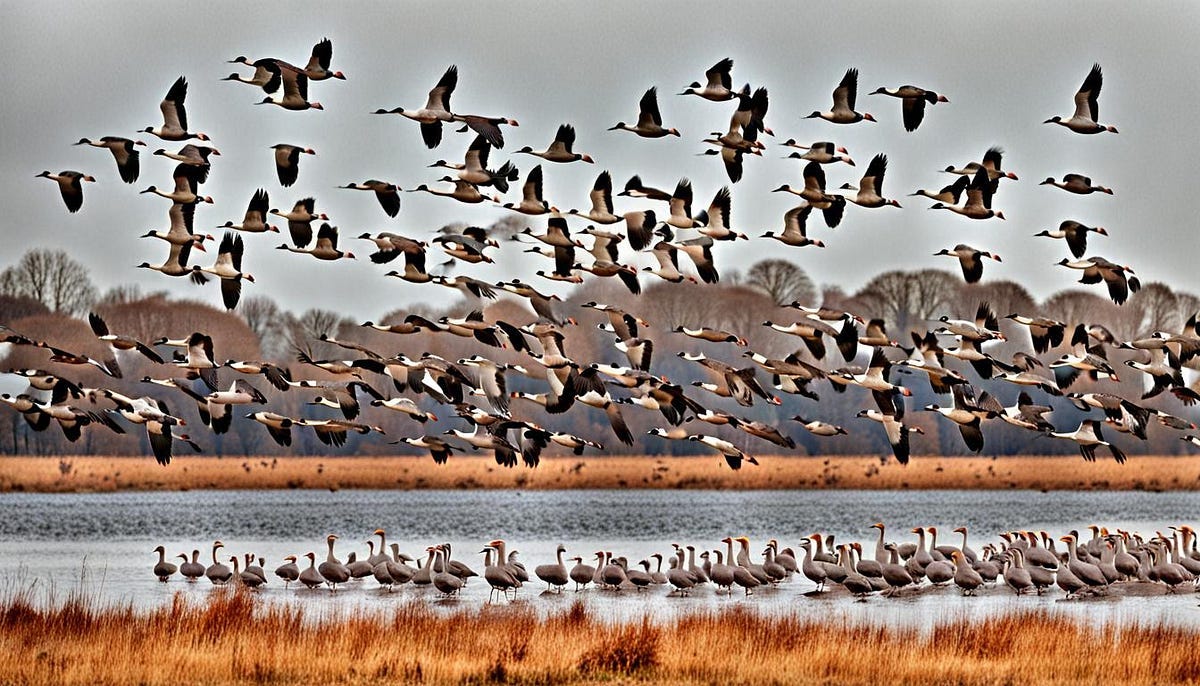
top-left (2, 587), bottom-right (1198, 685)
top-left (3, 454), bottom-right (1200, 493)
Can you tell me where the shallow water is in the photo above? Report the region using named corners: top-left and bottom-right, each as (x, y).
top-left (2, 489), bottom-right (1198, 626)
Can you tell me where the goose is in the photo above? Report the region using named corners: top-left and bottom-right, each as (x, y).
top-left (680, 352), bottom-right (777, 407)
top-left (277, 223), bottom-right (355, 260)
top-left (869, 85), bottom-right (948, 131)
top-left (36, 171), bottom-right (95, 213)
top-left (274, 555), bottom-right (300, 588)
top-left (770, 162), bottom-right (846, 228)
top-left (687, 434), bottom-right (758, 469)
top-left (679, 57), bottom-right (737, 101)
top-left (225, 55), bottom-right (281, 88)
top-left (141, 199), bottom-right (212, 251)
top-left (106, 393), bottom-right (191, 464)
top-left (924, 387), bottom-right (988, 453)
top-left (857, 408), bottom-right (922, 465)
top-left (930, 168), bottom-right (1005, 220)
top-left (372, 65), bottom-right (457, 148)
top-left (934, 244), bottom-right (1002, 284)
top-left (618, 174), bottom-right (673, 202)
top-left (666, 556), bottom-right (696, 595)
top-left (1002, 548), bottom-right (1034, 595)
top-left (340, 179), bottom-right (401, 217)
top-left (1045, 63), bottom-right (1117, 134)
top-left (179, 550), bottom-right (204, 581)
top-left (668, 235), bottom-right (719, 284)
top-left (298, 552), bottom-right (323, 590)
top-left (449, 113), bottom-right (519, 149)
top-left (695, 187), bottom-right (744, 240)
top-left (1040, 174), bottom-right (1113, 195)
top-left (256, 65), bottom-right (323, 111)
top-left (1047, 420), bottom-right (1127, 463)
top-left (796, 538), bottom-right (828, 590)
top-left (626, 560), bottom-right (655, 591)
top-left (1061, 534), bottom-right (1109, 591)
top-left (643, 240), bottom-right (696, 283)
top-left (270, 197), bottom-right (328, 248)
top-left (763, 315), bottom-right (857, 362)
top-left (270, 144), bottom-right (315, 187)
top-left (663, 178), bottom-right (704, 228)
top-left (792, 417), bottom-right (848, 437)
top-left (880, 543), bottom-right (914, 596)
top-left (501, 163), bottom-right (551, 215)
top-left (246, 411), bottom-right (298, 447)
top-left (219, 189), bottom-right (278, 235)
top-left (1056, 256), bottom-right (1140, 305)
top-left (783, 140), bottom-right (854, 165)
top-left (318, 534), bottom-right (351, 592)
top-left (567, 171), bottom-right (622, 224)
top-left (673, 325), bottom-right (746, 346)
top-left (205, 541), bottom-right (232, 585)
top-left (74, 136), bottom-right (145, 183)
top-left (1004, 314), bottom-right (1066, 354)
top-left (412, 177), bottom-right (500, 204)
top-left (152, 546), bottom-right (177, 582)
top-left (805, 68), bottom-right (875, 124)
top-left (610, 87), bottom-right (679, 138)
top-left (243, 554), bottom-right (268, 586)
top-left (87, 312), bottom-right (164, 365)
top-left (839, 153), bottom-right (900, 208)
top-left (944, 146), bottom-right (1018, 183)
top-left (1034, 220), bottom-right (1108, 259)
top-left (193, 232), bottom-right (253, 310)
top-left (297, 37), bottom-right (345, 81)
top-left (431, 134), bottom-right (517, 192)
top-left (152, 143), bottom-right (219, 172)
top-left (516, 124), bottom-right (593, 163)
top-left (911, 175), bottom-right (969, 204)
top-left (140, 164), bottom-right (212, 205)
top-left (361, 232), bottom-right (427, 267)
top-left (950, 550), bottom-right (983, 595)
top-left (481, 546), bottom-right (519, 601)
top-left (371, 396), bottom-right (438, 423)
top-left (400, 435), bottom-right (460, 464)
top-left (568, 555), bottom-right (595, 591)
top-left (142, 77), bottom-right (209, 142)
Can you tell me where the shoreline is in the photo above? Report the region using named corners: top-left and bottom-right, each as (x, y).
top-left (3, 454), bottom-right (1200, 493)
top-left (1, 588), bottom-right (1197, 685)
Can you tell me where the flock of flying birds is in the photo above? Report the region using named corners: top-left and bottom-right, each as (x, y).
top-left (10, 41), bottom-right (1200, 469)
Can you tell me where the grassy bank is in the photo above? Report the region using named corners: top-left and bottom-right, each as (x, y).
top-left (2, 454), bottom-right (1199, 493)
top-left (2, 587), bottom-right (1197, 685)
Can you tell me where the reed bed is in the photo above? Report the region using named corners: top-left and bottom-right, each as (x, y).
top-left (1, 586), bottom-right (1198, 685)
top-left (3, 454), bottom-right (1200, 493)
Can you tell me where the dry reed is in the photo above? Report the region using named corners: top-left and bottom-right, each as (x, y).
top-left (3, 454), bottom-right (1200, 493)
top-left (1, 586), bottom-right (1197, 685)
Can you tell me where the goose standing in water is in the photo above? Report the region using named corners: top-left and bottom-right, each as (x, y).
top-left (535, 544), bottom-right (569, 592)
top-left (318, 534), bottom-right (351, 592)
top-left (274, 555), bottom-right (300, 589)
top-left (152, 546), bottom-right (177, 582)
top-left (1003, 548), bottom-right (1034, 595)
top-left (568, 555), bottom-right (594, 591)
top-left (432, 546), bottom-right (465, 597)
top-left (950, 550), bottom-right (983, 595)
top-left (482, 546), bottom-right (519, 601)
top-left (205, 541), bottom-right (232, 585)
top-left (299, 552), bottom-right (323, 590)
top-left (179, 550), bottom-right (205, 582)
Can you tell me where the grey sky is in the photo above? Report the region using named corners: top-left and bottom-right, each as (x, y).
top-left (4, 1), bottom-right (1199, 321)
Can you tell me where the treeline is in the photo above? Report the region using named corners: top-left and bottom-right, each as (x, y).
top-left (2, 248), bottom-right (1198, 460)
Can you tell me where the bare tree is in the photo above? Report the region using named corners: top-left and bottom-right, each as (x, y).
top-left (745, 259), bottom-right (815, 306)
top-left (855, 269), bottom-right (960, 333)
top-left (238, 295), bottom-right (289, 358)
top-left (1128, 281), bottom-right (1179, 333)
top-left (0, 249), bottom-right (98, 316)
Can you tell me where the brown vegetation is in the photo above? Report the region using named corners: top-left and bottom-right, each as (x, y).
top-left (2, 586), bottom-right (1198, 685)
top-left (4, 454), bottom-right (1200, 493)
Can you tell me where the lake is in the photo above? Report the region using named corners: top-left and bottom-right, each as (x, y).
top-left (2, 489), bottom-right (1197, 626)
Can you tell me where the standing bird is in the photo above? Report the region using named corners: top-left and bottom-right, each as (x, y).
top-left (610, 87), bottom-right (680, 138)
top-left (870, 85), bottom-right (948, 131)
top-left (373, 65), bottom-right (457, 148)
top-left (36, 171), bottom-right (95, 213)
top-left (142, 77), bottom-right (209, 142)
top-left (805, 68), bottom-right (875, 124)
top-left (516, 124), bottom-right (594, 163)
top-left (74, 137), bottom-right (145, 183)
top-left (1045, 63), bottom-right (1118, 134)
top-left (270, 144), bottom-right (315, 187)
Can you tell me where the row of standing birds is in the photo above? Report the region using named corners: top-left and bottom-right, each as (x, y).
top-left (155, 523), bottom-right (1200, 600)
top-left (15, 42), bottom-right (1177, 465)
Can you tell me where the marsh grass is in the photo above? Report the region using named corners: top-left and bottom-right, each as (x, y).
top-left (2, 586), bottom-right (1199, 685)
top-left (3, 454), bottom-right (1199, 493)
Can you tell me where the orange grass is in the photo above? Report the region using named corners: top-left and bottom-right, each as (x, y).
top-left (2, 586), bottom-right (1198, 685)
top-left (3, 454), bottom-right (1200, 493)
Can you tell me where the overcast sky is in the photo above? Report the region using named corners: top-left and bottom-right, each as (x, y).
top-left (4, 1), bottom-right (1199, 320)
